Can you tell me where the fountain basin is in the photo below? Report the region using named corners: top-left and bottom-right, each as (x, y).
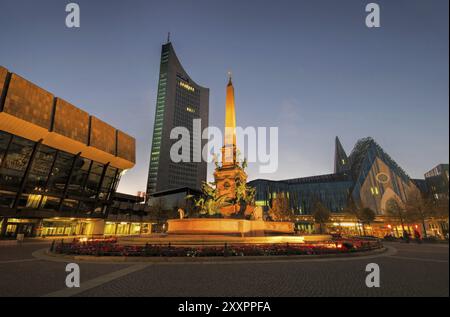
top-left (167, 218), bottom-right (294, 236)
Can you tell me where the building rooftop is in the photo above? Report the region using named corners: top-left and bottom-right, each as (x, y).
top-left (0, 66), bottom-right (135, 170)
top-left (249, 137), bottom-right (413, 187)
top-left (249, 172), bottom-right (352, 186)
top-left (348, 137), bottom-right (410, 183)
top-left (150, 186), bottom-right (202, 198)
top-left (425, 164), bottom-right (449, 178)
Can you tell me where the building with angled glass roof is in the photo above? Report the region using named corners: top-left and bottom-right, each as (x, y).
top-left (248, 137), bottom-right (430, 236)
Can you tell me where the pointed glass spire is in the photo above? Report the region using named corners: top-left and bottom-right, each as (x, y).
top-left (334, 136), bottom-right (349, 173)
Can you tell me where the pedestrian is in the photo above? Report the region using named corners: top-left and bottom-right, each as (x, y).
top-left (403, 230), bottom-right (410, 243)
top-left (414, 229), bottom-right (421, 243)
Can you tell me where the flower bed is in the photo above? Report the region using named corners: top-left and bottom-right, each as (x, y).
top-left (52, 238), bottom-right (382, 257)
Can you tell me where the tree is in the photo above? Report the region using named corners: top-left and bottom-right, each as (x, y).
top-left (343, 200), bottom-right (377, 236)
top-left (435, 198), bottom-right (449, 219)
top-left (433, 198), bottom-right (449, 238)
top-left (404, 190), bottom-right (435, 238)
top-left (358, 207), bottom-right (376, 236)
top-left (312, 200), bottom-right (331, 234)
top-left (149, 198), bottom-right (167, 231)
top-left (385, 199), bottom-right (407, 234)
top-left (342, 198), bottom-right (363, 235)
top-left (268, 192), bottom-right (294, 221)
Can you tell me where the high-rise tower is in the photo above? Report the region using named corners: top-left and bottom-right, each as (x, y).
top-left (146, 41), bottom-right (209, 196)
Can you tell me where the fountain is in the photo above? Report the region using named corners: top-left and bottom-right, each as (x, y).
top-left (167, 75), bottom-right (295, 237)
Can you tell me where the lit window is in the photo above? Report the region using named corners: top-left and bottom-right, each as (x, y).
top-left (186, 107), bottom-right (195, 113)
top-left (370, 187), bottom-right (380, 195)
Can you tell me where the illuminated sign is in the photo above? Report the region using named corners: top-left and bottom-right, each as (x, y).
top-left (179, 81), bottom-right (195, 92)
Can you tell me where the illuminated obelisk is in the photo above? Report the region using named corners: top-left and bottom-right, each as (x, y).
top-left (214, 74), bottom-right (247, 218)
top-left (166, 75), bottom-right (294, 235)
top-left (222, 73), bottom-right (237, 166)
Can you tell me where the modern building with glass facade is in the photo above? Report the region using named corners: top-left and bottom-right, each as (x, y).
top-left (146, 41), bottom-right (209, 196)
top-left (424, 164), bottom-right (449, 200)
top-left (249, 137), bottom-right (425, 236)
top-left (0, 66), bottom-right (136, 238)
top-left (104, 192), bottom-right (156, 236)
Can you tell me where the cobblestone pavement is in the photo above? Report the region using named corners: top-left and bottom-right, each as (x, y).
top-left (0, 241), bottom-right (447, 297)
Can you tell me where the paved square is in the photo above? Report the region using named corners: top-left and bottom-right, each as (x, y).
top-left (0, 242), bottom-right (448, 297)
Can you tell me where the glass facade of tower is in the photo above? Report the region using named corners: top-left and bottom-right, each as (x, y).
top-left (146, 43), bottom-right (209, 195)
top-left (168, 74), bottom-right (202, 188)
top-left (147, 46), bottom-right (169, 193)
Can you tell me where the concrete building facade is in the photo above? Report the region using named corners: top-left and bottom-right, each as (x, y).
top-left (0, 66), bottom-right (136, 238)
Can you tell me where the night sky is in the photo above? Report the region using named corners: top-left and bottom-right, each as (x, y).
top-left (0, 0), bottom-right (448, 194)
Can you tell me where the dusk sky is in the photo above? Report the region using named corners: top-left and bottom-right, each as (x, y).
top-left (0, 0), bottom-right (448, 195)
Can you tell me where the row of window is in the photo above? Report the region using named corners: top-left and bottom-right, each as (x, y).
top-left (0, 131), bottom-right (121, 213)
top-left (252, 182), bottom-right (352, 214)
top-left (148, 64), bottom-right (169, 191)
